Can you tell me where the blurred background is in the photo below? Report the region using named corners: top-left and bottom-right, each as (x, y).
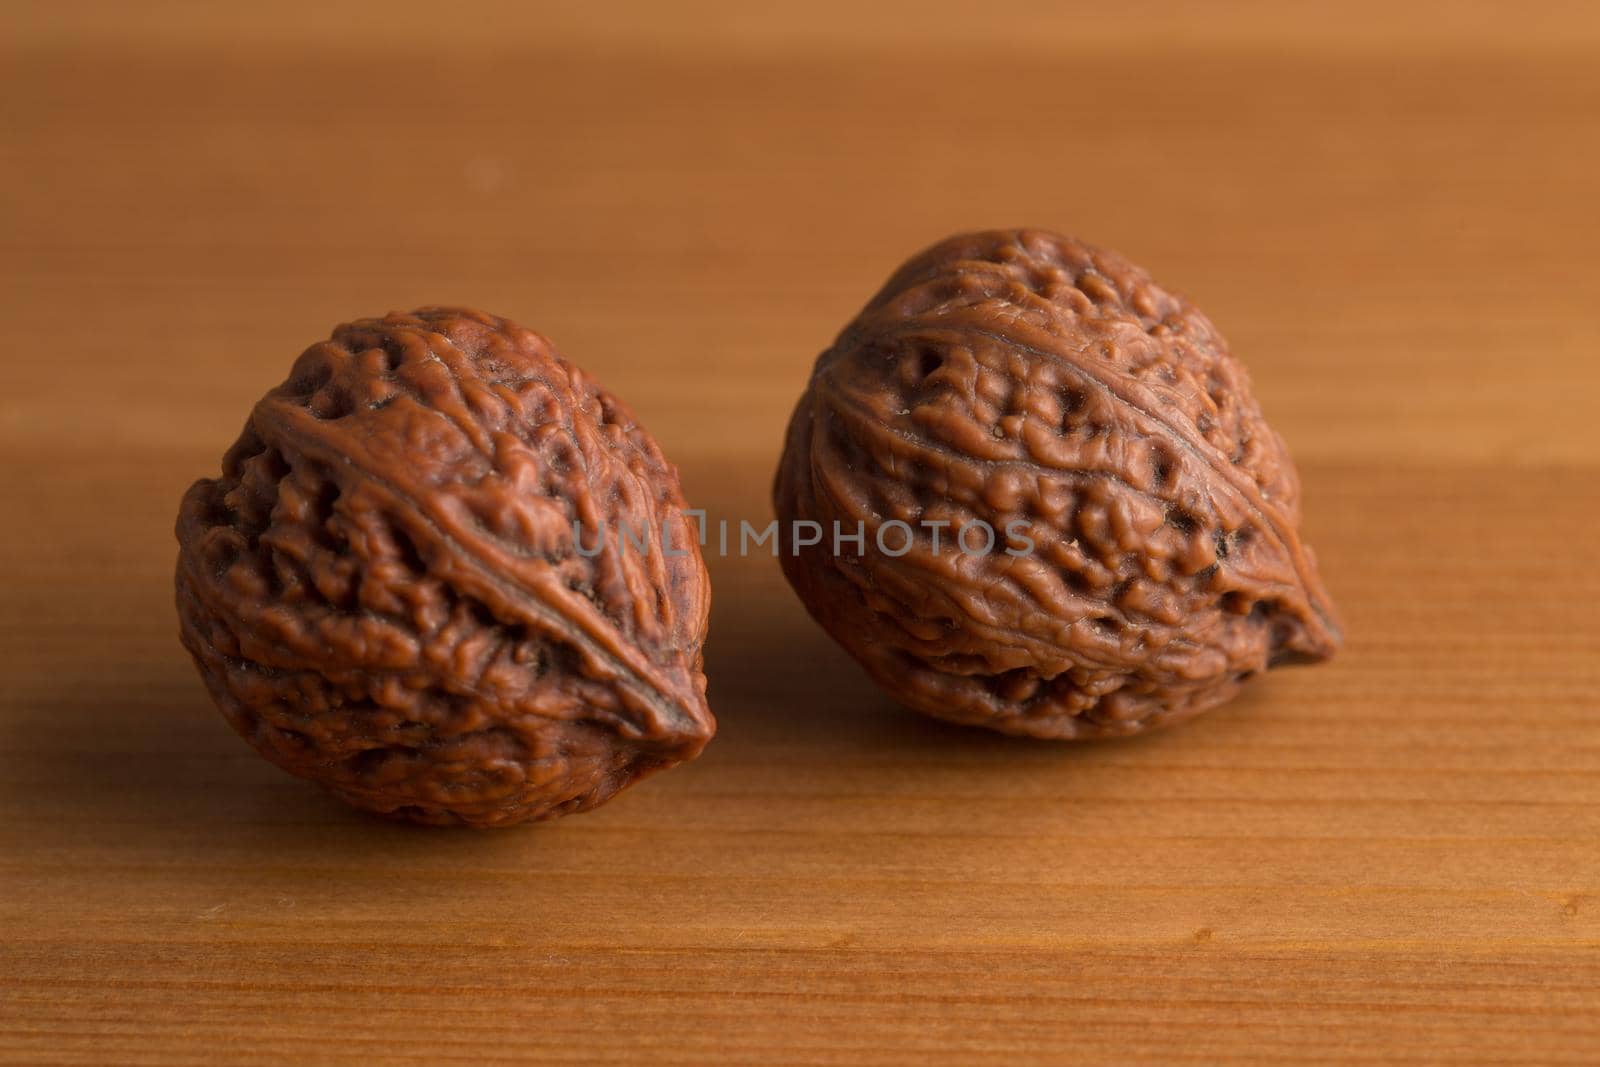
top-left (4, 2), bottom-right (1598, 1063)
top-left (9, 1), bottom-right (1599, 477)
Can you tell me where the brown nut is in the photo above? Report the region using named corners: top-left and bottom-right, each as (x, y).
top-left (176, 308), bottom-right (713, 826)
top-left (774, 230), bottom-right (1341, 739)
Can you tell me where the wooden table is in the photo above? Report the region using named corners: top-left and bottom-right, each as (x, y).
top-left (4, 4), bottom-right (1598, 1063)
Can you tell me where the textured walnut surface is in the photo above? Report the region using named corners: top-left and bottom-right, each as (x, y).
top-left (176, 308), bottom-right (713, 825)
top-left (774, 230), bottom-right (1341, 738)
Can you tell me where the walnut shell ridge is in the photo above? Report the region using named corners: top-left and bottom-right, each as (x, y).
top-left (774, 230), bottom-right (1341, 739)
top-left (176, 308), bottom-right (713, 826)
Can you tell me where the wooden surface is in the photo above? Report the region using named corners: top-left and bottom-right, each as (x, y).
top-left (4, 4), bottom-right (1599, 1063)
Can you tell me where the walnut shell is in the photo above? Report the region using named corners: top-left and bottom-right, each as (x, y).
top-left (176, 308), bottom-right (713, 826)
top-left (774, 230), bottom-right (1341, 739)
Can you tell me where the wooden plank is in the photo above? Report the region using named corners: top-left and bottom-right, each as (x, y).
top-left (2, 5), bottom-right (1597, 1063)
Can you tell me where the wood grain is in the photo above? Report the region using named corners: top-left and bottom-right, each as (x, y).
top-left (2, 3), bottom-right (1598, 1063)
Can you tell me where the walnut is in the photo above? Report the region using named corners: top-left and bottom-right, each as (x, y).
top-left (773, 230), bottom-right (1341, 739)
top-left (175, 308), bottom-right (713, 826)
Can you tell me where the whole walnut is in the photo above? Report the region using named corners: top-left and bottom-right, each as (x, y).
top-left (774, 230), bottom-right (1341, 739)
top-left (176, 308), bottom-right (713, 826)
